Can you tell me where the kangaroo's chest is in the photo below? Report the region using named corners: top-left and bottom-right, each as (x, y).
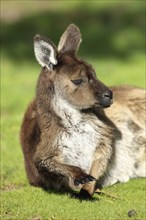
top-left (57, 121), bottom-right (100, 173)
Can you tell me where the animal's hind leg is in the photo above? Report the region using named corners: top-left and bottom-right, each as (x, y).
top-left (133, 134), bottom-right (146, 178)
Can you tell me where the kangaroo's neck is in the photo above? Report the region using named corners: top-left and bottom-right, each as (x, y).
top-left (52, 93), bottom-right (82, 127)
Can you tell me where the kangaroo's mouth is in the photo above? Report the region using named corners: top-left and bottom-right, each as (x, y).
top-left (100, 98), bottom-right (113, 108)
top-left (94, 98), bottom-right (113, 109)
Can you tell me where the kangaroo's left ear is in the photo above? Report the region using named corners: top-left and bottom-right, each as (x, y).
top-left (34, 34), bottom-right (58, 70)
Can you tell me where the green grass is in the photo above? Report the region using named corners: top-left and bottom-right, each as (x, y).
top-left (1, 179), bottom-right (146, 220)
top-left (1, 1), bottom-right (146, 219)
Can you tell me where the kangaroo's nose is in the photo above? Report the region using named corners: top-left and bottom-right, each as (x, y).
top-left (103, 90), bottom-right (113, 100)
top-left (100, 90), bottom-right (113, 108)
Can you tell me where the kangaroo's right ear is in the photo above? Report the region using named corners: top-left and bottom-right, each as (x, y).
top-left (58, 24), bottom-right (82, 55)
top-left (34, 34), bottom-right (58, 70)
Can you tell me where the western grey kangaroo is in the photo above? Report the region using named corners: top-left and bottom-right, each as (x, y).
top-left (20, 24), bottom-right (146, 200)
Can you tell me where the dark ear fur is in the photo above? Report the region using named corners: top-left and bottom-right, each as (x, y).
top-left (58, 24), bottom-right (82, 54)
top-left (34, 34), bottom-right (58, 70)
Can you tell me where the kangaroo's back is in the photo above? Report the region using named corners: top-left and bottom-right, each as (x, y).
top-left (20, 100), bottom-right (44, 187)
top-left (106, 86), bottom-right (145, 129)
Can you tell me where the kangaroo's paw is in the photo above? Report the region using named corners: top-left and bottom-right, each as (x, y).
top-left (74, 175), bottom-right (96, 186)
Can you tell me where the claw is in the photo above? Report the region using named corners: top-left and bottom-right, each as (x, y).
top-left (87, 175), bottom-right (96, 182)
top-left (74, 175), bottom-right (96, 186)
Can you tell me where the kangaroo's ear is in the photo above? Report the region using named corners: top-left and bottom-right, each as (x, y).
top-left (58, 24), bottom-right (82, 54)
top-left (34, 34), bottom-right (58, 70)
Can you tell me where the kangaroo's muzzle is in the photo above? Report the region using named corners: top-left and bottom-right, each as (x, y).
top-left (99, 90), bottom-right (113, 108)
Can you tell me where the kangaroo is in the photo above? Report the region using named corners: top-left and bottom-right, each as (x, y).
top-left (20, 24), bottom-right (146, 200)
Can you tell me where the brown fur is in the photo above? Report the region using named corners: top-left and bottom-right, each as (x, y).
top-left (105, 86), bottom-right (145, 129)
top-left (20, 24), bottom-right (146, 200)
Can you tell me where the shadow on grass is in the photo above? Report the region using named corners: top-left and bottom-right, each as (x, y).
top-left (1, 2), bottom-right (145, 62)
top-left (43, 187), bottom-right (98, 202)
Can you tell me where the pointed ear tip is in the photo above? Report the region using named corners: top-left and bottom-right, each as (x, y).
top-left (68, 23), bottom-right (80, 31)
top-left (69, 23), bottom-right (78, 28)
top-left (34, 34), bottom-right (41, 41)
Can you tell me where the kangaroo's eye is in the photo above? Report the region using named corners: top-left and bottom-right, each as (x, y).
top-left (71, 79), bottom-right (83, 85)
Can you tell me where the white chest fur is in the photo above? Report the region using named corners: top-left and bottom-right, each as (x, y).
top-left (52, 95), bottom-right (100, 173)
top-left (58, 120), bottom-right (99, 173)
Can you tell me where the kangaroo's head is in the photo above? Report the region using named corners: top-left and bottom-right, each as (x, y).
top-left (34, 24), bottom-right (113, 110)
